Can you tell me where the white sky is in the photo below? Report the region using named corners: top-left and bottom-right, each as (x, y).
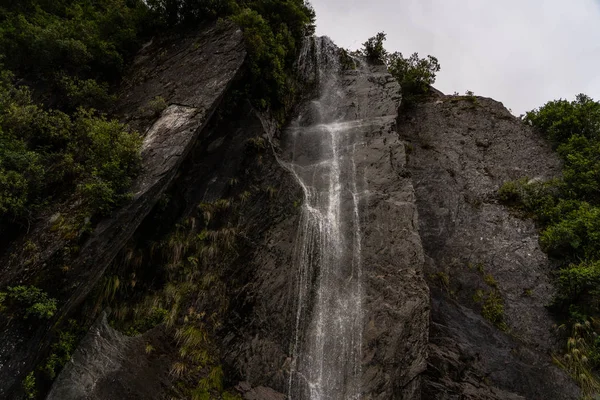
top-left (310, 0), bottom-right (600, 115)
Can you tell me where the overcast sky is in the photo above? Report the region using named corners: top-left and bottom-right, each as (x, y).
top-left (311, 0), bottom-right (600, 115)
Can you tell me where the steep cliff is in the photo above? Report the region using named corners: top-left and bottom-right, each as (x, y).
top-left (400, 95), bottom-right (580, 399)
top-left (0, 23), bottom-right (582, 400)
top-left (45, 36), bottom-right (431, 400)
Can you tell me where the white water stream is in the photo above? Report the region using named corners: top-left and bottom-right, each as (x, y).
top-left (284, 37), bottom-right (367, 400)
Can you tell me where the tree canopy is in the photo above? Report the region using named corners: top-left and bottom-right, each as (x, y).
top-left (0, 0), bottom-right (316, 234)
top-left (361, 32), bottom-right (441, 107)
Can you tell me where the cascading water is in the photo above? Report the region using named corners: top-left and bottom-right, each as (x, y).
top-left (283, 37), bottom-right (369, 400)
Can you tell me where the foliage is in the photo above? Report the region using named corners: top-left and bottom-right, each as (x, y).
top-left (0, 0), bottom-right (154, 110)
top-left (0, 73), bottom-right (142, 225)
top-left (361, 32), bottom-right (441, 107)
top-left (540, 203), bottom-right (600, 260)
top-left (501, 94), bottom-right (600, 393)
top-left (339, 48), bottom-right (357, 70)
top-left (361, 32), bottom-right (387, 64)
top-left (143, 95), bottom-right (168, 118)
top-left (524, 94), bottom-right (600, 148)
top-left (497, 178), bottom-right (558, 215)
top-left (557, 134), bottom-right (600, 203)
top-left (0, 285), bottom-right (57, 319)
top-left (123, 307), bottom-right (168, 336)
top-left (387, 51), bottom-right (440, 106)
top-left (470, 266), bottom-right (507, 331)
top-left (42, 320), bottom-right (81, 379)
top-left (0, 0), bottom-right (148, 233)
top-left (22, 371), bottom-right (37, 399)
top-left (480, 290), bottom-right (507, 331)
top-left (229, 0), bottom-right (315, 114)
top-left (553, 318), bottom-right (600, 397)
top-left (556, 261), bottom-right (600, 315)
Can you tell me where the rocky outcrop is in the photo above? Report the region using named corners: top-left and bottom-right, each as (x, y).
top-left (343, 66), bottom-right (429, 399)
top-left (46, 98), bottom-right (302, 399)
top-left (400, 95), bottom-right (579, 398)
top-left (0, 22), bottom-right (245, 398)
top-left (47, 313), bottom-right (173, 400)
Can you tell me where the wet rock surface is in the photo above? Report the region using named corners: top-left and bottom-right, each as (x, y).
top-left (400, 95), bottom-right (579, 399)
top-left (223, 39), bottom-right (429, 399)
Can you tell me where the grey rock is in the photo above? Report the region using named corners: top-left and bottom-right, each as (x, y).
top-left (236, 382), bottom-right (287, 400)
top-left (401, 95), bottom-right (579, 399)
top-left (224, 39), bottom-right (429, 400)
top-left (47, 313), bottom-right (172, 400)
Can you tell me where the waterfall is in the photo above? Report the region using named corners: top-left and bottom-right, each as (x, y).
top-left (283, 37), bottom-right (367, 400)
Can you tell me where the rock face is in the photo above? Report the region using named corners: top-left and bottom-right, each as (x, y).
top-left (399, 96), bottom-right (580, 399)
top-left (0, 22), bottom-right (245, 398)
top-left (48, 37), bottom-right (431, 400)
top-left (1, 28), bottom-right (581, 399)
top-left (47, 314), bottom-right (173, 400)
top-left (232, 38), bottom-right (429, 400)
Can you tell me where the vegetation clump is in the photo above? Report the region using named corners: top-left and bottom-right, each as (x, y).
top-left (0, 285), bottom-right (57, 320)
top-left (362, 32), bottom-right (388, 64)
top-left (499, 94), bottom-right (600, 395)
top-left (22, 371), bottom-right (37, 399)
top-left (0, 72), bottom-right (142, 225)
top-left (469, 265), bottom-right (507, 331)
top-left (42, 319), bottom-right (83, 380)
top-left (361, 32), bottom-right (441, 107)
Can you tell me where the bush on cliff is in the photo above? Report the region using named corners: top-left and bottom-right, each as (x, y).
top-left (0, 71), bottom-right (141, 226)
top-left (361, 32), bottom-right (441, 107)
top-left (147, 0), bottom-right (316, 115)
top-left (499, 94), bottom-right (600, 393)
top-left (362, 32), bottom-right (387, 64)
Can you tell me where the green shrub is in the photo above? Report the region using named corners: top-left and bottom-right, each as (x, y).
top-left (124, 306), bottom-right (168, 336)
top-left (38, 319), bottom-right (85, 381)
top-left (557, 134), bottom-right (600, 203)
top-left (497, 178), bottom-right (559, 219)
top-left (540, 203), bottom-right (600, 260)
top-left (361, 32), bottom-right (440, 106)
top-left (144, 96), bottom-right (168, 118)
top-left (387, 51), bottom-right (440, 106)
top-left (0, 0), bottom-right (154, 108)
top-left (524, 94), bottom-right (600, 148)
top-left (59, 76), bottom-right (115, 111)
top-left (362, 32), bottom-right (387, 64)
top-left (22, 371), bottom-right (36, 399)
top-left (230, 1), bottom-right (315, 114)
top-left (482, 290), bottom-right (507, 331)
top-left (0, 73), bottom-right (142, 225)
top-left (0, 285), bottom-right (57, 319)
top-left (339, 49), bottom-right (357, 70)
top-left (556, 261), bottom-right (600, 314)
